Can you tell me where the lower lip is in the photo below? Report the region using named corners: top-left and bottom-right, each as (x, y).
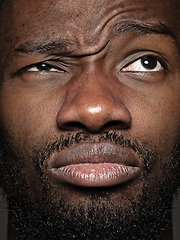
top-left (50, 163), bottom-right (140, 187)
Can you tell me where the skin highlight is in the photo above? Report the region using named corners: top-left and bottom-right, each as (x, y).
top-left (0, 0), bottom-right (180, 239)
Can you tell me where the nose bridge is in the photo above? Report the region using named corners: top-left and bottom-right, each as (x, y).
top-left (57, 69), bottom-right (131, 132)
top-left (74, 70), bottom-right (114, 111)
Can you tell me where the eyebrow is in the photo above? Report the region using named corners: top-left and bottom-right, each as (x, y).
top-left (13, 21), bottom-right (178, 55)
top-left (14, 40), bottom-right (76, 55)
top-left (115, 21), bottom-right (176, 38)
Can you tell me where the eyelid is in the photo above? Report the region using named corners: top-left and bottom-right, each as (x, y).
top-left (26, 63), bottom-right (62, 72)
top-left (12, 59), bottom-right (68, 77)
top-left (120, 52), bottom-right (168, 72)
top-left (122, 58), bottom-right (162, 72)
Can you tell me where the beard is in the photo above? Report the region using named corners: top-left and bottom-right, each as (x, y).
top-left (0, 131), bottom-right (180, 240)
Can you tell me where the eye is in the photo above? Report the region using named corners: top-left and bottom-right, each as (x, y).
top-left (27, 63), bottom-right (60, 72)
top-left (121, 56), bottom-right (164, 72)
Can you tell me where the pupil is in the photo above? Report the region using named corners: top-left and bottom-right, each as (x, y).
top-left (37, 63), bottom-right (51, 71)
top-left (141, 56), bottom-right (157, 70)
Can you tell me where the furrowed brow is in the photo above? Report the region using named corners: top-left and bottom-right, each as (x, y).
top-left (13, 21), bottom-right (177, 56)
top-left (14, 40), bottom-right (76, 55)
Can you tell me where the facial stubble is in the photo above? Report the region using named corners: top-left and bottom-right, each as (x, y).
top-left (0, 131), bottom-right (180, 240)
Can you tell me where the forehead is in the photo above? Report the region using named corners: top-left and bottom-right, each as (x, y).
top-left (0, 0), bottom-right (179, 56)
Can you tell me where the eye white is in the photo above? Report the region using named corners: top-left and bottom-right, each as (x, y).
top-left (27, 63), bottom-right (58, 72)
top-left (122, 57), bottom-right (163, 72)
top-left (28, 67), bottom-right (57, 72)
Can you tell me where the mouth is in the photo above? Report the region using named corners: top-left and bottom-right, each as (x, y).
top-left (48, 142), bottom-right (141, 187)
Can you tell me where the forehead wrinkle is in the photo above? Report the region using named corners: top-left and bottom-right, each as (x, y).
top-left (71, 21), bottom-right (178, 57)
top-left (75, 4), bottom-right (134, 51)
top-left (12, 20), bottom-right (178, 58)
top-left (54, 3), bottom-right (143, 55)
top-left (72, 2), bottom-right (177, 56)
top-left (9, 1), bottom-right (179, 58)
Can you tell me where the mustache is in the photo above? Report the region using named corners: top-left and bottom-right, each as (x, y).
top-left (36, 131), bottom-right (157, 174)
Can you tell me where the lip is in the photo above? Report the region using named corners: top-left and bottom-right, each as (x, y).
top-left (48, 142), bottom-right (141, 187)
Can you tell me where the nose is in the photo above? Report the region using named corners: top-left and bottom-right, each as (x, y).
top-left (57, 70), bottom-right (131, 133)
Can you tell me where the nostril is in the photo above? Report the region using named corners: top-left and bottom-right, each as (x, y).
top-left (56, 85), bottom-right (132, 133)
top-left (58, 120), bottom-right (130, 133)
top-left (102, 120), bottom-right (131, 131)
top-left (59, 121), bottom-right (87, 131)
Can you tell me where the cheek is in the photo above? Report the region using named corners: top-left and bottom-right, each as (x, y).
top-left (129, 85), bottom-right (180, 153)
top-left (0, 82), bottom-right (64, 151)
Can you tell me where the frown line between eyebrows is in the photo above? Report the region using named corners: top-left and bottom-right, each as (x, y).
top-left (13, 21), bottom-right (178, 57)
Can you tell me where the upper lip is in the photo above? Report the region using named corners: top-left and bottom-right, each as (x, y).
top-left (48, 142), bottom-right (140, 169)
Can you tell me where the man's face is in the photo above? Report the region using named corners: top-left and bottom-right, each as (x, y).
top-left (0, 0), bottom-right (180, 239)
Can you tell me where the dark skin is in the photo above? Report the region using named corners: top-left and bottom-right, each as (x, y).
top-left (0, 0), bottom-right (180, 239)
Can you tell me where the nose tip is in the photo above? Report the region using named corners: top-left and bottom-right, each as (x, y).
top-left (56, 87), bottom-right (131, 133)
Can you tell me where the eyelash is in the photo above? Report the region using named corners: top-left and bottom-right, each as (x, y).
top-left (14, 53), bottom-right (167, 78)
top-left (13, 60), bottom-right (67, 77)
top-left (26, 62), bottom-right (63, 72)
top-left (121, 55), bottom-right (167, 73)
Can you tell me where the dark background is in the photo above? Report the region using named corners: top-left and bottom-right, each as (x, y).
top-left (0, 190), bottom-right (180, 239)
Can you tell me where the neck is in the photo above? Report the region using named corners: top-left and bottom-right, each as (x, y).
top-left (7, 213), bottom-right (173, 240)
